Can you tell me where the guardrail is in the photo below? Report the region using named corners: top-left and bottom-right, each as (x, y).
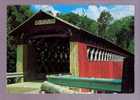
top-left (7, 72), bottom-right (24, 83)
top-left (45, 75), bottom-right (122, 92)
top-left (7, 72), bottom-right (23, 78)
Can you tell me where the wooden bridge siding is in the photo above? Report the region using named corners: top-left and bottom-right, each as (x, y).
top-left (70, 42), bottom-right (79, 76)
top-left (78, 42), bottom-right (123, 79)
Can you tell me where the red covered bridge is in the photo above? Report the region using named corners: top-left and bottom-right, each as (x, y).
top-left (8, 10), bottom-right (134, 93)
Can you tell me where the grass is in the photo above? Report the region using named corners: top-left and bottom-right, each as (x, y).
top-left (7, 86), bottom-right (38, 93)
top-left (6, 82), bottom-right (42, 93)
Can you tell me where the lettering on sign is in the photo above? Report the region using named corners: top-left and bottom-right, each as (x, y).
top-left (34, 19), bottom-right (56, 25)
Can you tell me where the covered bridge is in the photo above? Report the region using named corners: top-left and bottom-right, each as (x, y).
top-left (8, 10), bottom-right (134, 93)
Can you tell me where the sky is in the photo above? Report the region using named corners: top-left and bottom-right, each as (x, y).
top-left (30, 4), bottom-right (134, 21)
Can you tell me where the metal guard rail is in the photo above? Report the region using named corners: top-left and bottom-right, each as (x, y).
top-left (46, 75), bottom-right (122, 92)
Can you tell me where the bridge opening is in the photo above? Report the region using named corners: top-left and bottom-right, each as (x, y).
top-left (24, 37), bottom-right (70, 81)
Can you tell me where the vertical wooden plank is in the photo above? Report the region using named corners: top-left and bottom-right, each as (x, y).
top-left (16, 45), bottom-right (23, 73)
top-left (16, 44), bottom-right (27, 82)
top-left (70, 42), bottom-right (79, 76)
top-left (78, 42), bottom-right (88, 77)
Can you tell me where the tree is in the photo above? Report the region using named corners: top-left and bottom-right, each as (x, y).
top-left (7, 5), bottom-right (33, 73)
top-left (58, 13), bottom-right (98, 35)
top-left (59, 12), bottom-right (134, 53)
top-left (97, 10), bottom-right (113, 38)
top-left (106, 16), bottom-right (134, 53)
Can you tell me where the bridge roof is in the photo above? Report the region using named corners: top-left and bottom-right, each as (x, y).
top-left (9, 10), bottom-right (134, 56)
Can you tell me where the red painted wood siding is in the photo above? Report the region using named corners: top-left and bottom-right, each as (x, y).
top-left (78, 42), bottom-right (123, 79)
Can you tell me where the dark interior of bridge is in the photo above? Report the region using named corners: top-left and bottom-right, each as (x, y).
top-left (25, 37), bottom-right (70, 81)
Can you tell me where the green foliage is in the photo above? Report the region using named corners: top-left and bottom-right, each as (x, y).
top-left (58, 13), bottom-right (98, 35)
top-left (97, 10), bottom-right (113, 37)
top-left (59, 11), bottom-right (134, 53)
top-left (7, 5), bottom-right (33, 31)
top-left (106, 16), bottom-right (134, 53)
top-left (7, 5), bottom-right (33, 73)
top-left (127, 40), bottom-right (134, 53)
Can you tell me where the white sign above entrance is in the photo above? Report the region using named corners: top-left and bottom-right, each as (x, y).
top-left (34, 19), bottom-right (56, 25)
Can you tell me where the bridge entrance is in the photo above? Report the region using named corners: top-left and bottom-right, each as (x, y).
top-left (24, 37), bottom-right (70, 81)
